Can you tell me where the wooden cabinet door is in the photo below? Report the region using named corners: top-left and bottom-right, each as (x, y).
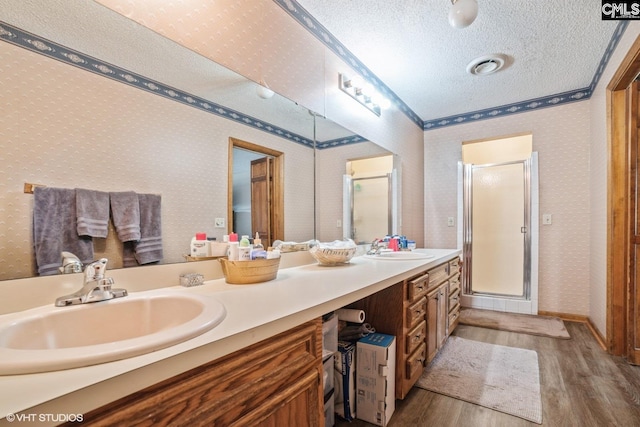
top-left (426, 288), bottom-right (439, 363)
top-left (78, 320), bottom-right (324, 426)
top-left (237, 369), bottom-right (322, 427)
top-left (436, 284), bottom-right (448, 349)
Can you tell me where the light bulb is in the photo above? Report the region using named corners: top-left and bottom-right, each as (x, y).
top-left (256, 80), bottom-right (274, 99)
top-left (448, 0), bottom-right (478, 29)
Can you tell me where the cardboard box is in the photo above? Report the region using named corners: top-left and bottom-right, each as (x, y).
top-left (356, 333), bottom-right (396, 426)
top-left (334, 340), bottom-right (356, 421)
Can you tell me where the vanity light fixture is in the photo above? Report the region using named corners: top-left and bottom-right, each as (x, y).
top-left (256, 79), bottom-right (275, 99)
top-left (449, 0), bottom-right (478, 29)
top-left (339, 73), bottom-right (389, 116)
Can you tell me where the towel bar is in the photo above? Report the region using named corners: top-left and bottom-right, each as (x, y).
top-left (24, 183), bottom-right (45, 194)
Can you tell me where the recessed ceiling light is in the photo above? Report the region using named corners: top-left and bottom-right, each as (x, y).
top-left (466, 54), bottom-right (508, 76)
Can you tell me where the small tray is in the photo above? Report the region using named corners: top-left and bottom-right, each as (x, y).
top-left (219, 258), bottom-right (280, 284)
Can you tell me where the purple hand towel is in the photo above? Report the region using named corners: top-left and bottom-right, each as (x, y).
top-left (33, 187), bottom-right (94, 276)
top-left (109, 191), bottom-right (141, 242)
top-left (76, 188), bottom-right (110, 238)
top-left (134, 193), bottom-right (163, 265)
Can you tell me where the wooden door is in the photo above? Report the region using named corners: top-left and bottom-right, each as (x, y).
top-left (251, 157), bottom-right (272, 248)
top-left (629, 80), bottom-right (640, 364)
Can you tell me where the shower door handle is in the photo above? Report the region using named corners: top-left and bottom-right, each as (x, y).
top-left (521, 226), bottom-right (527, 233)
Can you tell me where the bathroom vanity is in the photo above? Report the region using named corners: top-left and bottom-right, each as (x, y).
top-left (0, 249), bottom-right (460, 426)
top-left (347, 256), bottom-right (461, 399)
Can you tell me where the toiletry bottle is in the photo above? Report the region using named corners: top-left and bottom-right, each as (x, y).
top-left (191, 232), bottom-right (209, 257)
top-left (250, 232), bottom-right (267, 259)
top-left (239, 234), bottom-right (251, 261)
top-left (228, 233), bottom-right (239, 261)
top-left (266, 247), bottom-right (281, 259)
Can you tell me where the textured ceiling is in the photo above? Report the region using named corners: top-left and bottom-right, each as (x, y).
top-left (297, 0), bottom-right (619, 122)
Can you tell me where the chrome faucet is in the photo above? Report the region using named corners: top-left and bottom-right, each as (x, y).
top-left (58, 251), bottom-right (83, 274)
top-left (367, 238), bottom-right (387, 255)
top-left (55, 258), bottom-right (127, 306)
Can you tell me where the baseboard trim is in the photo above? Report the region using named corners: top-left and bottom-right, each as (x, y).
top-left (538, 310), bottom-right (607, 351)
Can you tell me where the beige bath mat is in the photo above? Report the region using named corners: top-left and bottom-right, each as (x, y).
top-left (459, 307), bottom-right (571, 339)
top-left (416, 336), bottom-right (542, 424)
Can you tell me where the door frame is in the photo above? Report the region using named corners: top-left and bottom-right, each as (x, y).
top-left (607, 35), bottom-right (640, 356)
top-left (227, 137), bottom-right (284, 242)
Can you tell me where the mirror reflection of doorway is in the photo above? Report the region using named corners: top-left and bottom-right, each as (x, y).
top-left (228, 138), bottom-right (284, 248)
top-left (343, 154), bottom-right (396, 244)
top-left (351, 175), bottom-right (391, 243)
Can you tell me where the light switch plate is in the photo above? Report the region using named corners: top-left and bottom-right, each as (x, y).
top-left (447, 217), bottom-right (455, 227)
top-left (214, 218), bottom-right (226, 228)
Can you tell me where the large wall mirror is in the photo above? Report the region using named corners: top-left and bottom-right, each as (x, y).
top-left (0, 0), bottom-right (391, 281)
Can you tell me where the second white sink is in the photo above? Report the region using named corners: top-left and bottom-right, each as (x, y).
top-left (365, 251), bottom-right (435, 260)
top-left (0, 289), bottom-right (226, 375)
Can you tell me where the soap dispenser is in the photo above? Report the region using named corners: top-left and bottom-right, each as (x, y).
top-left (239, 234), bottom-right (251, 261)
top-left (251, 232), bottom-right (267, 259)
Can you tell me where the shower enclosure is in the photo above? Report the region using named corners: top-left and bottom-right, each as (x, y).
top-left (461, 154), bottom-right (539, 314)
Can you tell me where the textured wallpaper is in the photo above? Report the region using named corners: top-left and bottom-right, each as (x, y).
top-left (0, 41), bottom-right (315, 280)
top-left (425, 101), bottom-right (591, 317)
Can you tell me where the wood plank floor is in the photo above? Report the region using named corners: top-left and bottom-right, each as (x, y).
top-left (335, 322), bottom-right (640, 426)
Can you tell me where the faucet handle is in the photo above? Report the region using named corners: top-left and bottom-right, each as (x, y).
top-left (84, 258), bottom-right (109, 280)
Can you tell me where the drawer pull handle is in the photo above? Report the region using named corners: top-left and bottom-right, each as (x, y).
top-left (413, 333), bottom-right (422, 341)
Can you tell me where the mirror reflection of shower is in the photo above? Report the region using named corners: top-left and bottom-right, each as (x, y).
top-left (343, 154), bottom-right (398, 244)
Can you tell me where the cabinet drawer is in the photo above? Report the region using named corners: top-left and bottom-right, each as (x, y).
top-left (427, 263), bottom-right (448, 289)
top-left (406, 320), bottom-right (427, 354)
top-left (449, 274), bottom-right (460, 294)
top-left (405, 343), bottom-right (427, 381)
top-left (449, 257), bottom-right (460, 275)
top-left (406, 297), bottom-right (427, 327)
top-left (449, 308), bottom-right (460, 331)
top-left (407, 273), bottom-right (429, 301)
top-left (449, 287), bottom-right (460, 310)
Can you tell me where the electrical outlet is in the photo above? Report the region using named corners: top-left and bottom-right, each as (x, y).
top-left (447, 217), bottom-right (455, 227)
top-left (336, 219), bottom-right (342, 227)
top-left (214, 218), bottom-right (226, 228)
top-left (542, 214), bottom-right (552, 225)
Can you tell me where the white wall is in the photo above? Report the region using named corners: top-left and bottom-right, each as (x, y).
top-left (425, 101), bottom-right (591, 317)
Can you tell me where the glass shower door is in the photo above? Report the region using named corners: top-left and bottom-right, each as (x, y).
top-left (463, 160), bottom-right (531, 298)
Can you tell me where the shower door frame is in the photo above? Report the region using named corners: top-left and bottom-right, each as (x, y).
top-left (461, 156), bottom-right (538, 312)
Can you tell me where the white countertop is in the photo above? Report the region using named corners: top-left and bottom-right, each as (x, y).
top-left (0, 249), bottom-right (459, 425)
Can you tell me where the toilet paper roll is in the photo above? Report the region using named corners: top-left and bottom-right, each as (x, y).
top-left (336, 308), bottom-right (365, 323)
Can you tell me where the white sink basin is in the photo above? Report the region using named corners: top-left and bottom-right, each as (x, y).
top-left (0, 289), bottom-right (226, 375)
top-left (365, 251), bottom-right (435, 260)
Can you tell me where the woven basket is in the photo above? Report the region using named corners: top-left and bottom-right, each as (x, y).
top-left (309, 246), bottom-right (357, 266)
top-left (219, 258), bottom-right (280, 284)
